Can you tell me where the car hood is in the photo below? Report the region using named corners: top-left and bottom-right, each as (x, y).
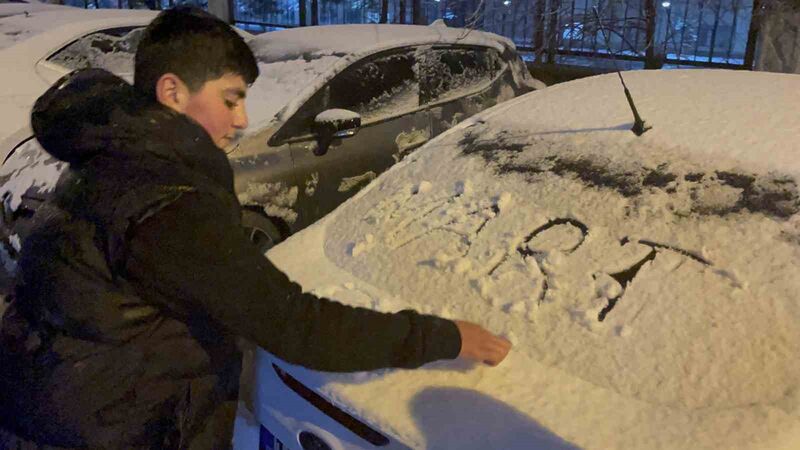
top-left (264, 69), bottom-right (800, 450)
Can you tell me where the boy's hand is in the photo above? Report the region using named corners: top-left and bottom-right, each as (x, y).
top-left (454, 320), bottom-right (512, 366)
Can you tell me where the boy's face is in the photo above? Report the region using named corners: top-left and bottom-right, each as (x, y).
top-left (183, 73), bottom-right (249, 149)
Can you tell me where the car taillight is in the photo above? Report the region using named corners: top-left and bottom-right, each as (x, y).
top-left (272, 363), bottom-right (390, 447)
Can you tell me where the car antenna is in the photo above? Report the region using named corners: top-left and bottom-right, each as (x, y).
top-left (592, 6), bottom-right (651, 136)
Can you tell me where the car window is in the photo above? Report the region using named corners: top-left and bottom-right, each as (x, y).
top-left (46, 26), bottom-right (144, 76)
top-left (419, 46), bottom-right (504, 105)
top-left (272, 47), bottom-right (420, 144)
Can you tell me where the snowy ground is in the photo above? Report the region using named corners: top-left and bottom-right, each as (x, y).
top-left (264, 69), bottom-right (800, 449)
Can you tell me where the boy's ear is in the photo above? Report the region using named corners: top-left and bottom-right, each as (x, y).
top-left (155, 73), bottom-right (190, 113)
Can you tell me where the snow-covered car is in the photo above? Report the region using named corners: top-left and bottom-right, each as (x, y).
top-left (0, 6), bottom-right (163, 139)
top-left (0, 22), bottom-right (539, 270)
top-left (234, 69), bottom-right (800, 450)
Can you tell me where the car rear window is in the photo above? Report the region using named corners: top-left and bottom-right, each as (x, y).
top-left (46, 26), bottom-right (143, 76)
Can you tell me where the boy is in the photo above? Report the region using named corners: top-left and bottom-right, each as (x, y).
top-left (0, 7), bottom-right (510, 449)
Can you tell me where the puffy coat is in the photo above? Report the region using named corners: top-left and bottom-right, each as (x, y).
top-left (0, 69), bottom-right (461, 449)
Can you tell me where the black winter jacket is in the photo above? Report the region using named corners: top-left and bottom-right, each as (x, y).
top-left (0, 69), bottom-right (461, 449)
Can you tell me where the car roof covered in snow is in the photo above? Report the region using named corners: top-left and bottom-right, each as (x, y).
top-left (0, 7), bottom-right (157, 52)
top-left (265, 69), bottom-right (800, 450)
top-left (250, 23), bottom-right (515, 64)
top-left (0, 0), bottom-right (71, 19)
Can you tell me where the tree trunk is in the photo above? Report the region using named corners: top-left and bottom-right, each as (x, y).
top-left (311, 0), bottom-right (319, 25)
top-left (546, 0), bottom-right (561, 63)
top-left (299, 0), bottom-right (306, 26)
top-left (533, 0), bottom-right (546, 62)
top-left (474, 0), bottom-right (485, 29)
top-left (380, 0), bottom-right (388, 23)
top-left (509, 0), bottom-right (519, 40)
top-left (743, 0), bottom-right (763, 69)
top-left (399, 0), bottom-right (406, 24)
top-left (412, 0), bottom-right (425, 24)
top-left (644, 0), bottom-right (660, 68)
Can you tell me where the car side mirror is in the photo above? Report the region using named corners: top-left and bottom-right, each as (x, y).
top-left (313, 109), bottom-right (361, 156)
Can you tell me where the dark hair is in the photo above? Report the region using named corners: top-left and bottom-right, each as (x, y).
top-left (134, 6), bottom-right (258, 100)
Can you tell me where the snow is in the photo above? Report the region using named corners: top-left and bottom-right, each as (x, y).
top-left (0, 7), bottom-right (155, 51)
top-left (393, 128), bottom-right (430, 162)
top-left (264, 69), bottom-right (800, 449)
top-left (314, 108), bottom-right (361, 123)
top-left (337, 171), bottom-right (376, 193)
top-left (250, 24), bottom-right (512, 65)
top-left (237, 181), bottom-right (299, 224)
top-left (245, 54), bottom-right (345, 132)
top-left (0, 137), bottom-right (65, 211)
top-left (304, 172), bottom-right (319, 197)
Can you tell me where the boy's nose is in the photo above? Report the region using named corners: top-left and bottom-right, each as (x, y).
top-left (233, 105), bottom-right (248, 130)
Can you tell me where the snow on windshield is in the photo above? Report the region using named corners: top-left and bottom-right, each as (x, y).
top-left (267, 70), bottom-right (800, 450)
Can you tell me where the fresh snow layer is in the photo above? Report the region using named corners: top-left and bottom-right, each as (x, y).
top-left (245, 54), bottom-right (345, 132)
top-left (0, 8), bottom-right (155, 51)
top-left (266, 69), bottom-right (800, 450)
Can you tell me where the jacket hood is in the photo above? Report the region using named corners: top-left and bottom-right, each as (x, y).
top-left (31, 69), bottom-right (144, 164)
top-left (30, 69), bottom-right (233, 190)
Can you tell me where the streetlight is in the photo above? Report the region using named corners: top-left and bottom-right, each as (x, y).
top-left (661, 1), bottom-right (671, 7)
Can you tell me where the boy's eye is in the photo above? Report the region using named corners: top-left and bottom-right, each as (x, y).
top-left (224, 99), bottom-right (237, 109)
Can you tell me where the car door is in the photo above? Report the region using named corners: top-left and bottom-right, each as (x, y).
top-left (419, 45), bottom-right (515, 136)
top-left (273, 46), bottom-right (431, 231)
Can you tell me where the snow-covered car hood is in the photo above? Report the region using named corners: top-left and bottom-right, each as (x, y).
top-left (265, 69), bottom-right (800, 450)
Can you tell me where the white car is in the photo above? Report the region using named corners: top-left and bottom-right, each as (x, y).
top-left (238, 69), bottom-right (800, 450)
top-left (0, 5), bottom-right (163, 144)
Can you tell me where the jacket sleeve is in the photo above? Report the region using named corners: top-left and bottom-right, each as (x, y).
top-left (124, 191), bottom-right (461, 372)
